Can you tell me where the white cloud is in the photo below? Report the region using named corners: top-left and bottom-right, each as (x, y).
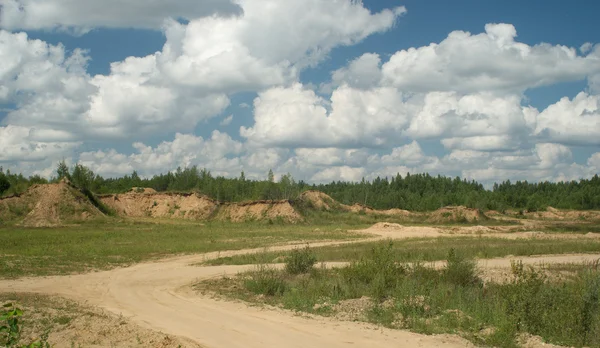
top-left (532, 92), bottom-right (600, 146)
top-left (220, 115), bottom-right (234, 126)
top-left (242, 83), bottom-right (413, 148)
top-left (0, 125), bottom-right (80, 162)
top-left (0, 0), bottom-right (241, 34)
top-left (321, 53), bottom-right (382, 92)
top-left (157, 1), bottom-right (404, 93)
top-left (311, 166), bottom-right (365, 183)
top-left (381, 23), bottom-right (600, 94)
top-left (79, 131), bottom-right (243, 177)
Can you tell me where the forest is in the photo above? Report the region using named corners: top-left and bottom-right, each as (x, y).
top-left (1, 162), bottom-right (599, 212)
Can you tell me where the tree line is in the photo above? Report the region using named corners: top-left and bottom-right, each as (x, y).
top-left (1, 162), bottom-right (599, 212)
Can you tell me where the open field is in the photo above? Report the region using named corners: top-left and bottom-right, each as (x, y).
top-left (2, 185), bottom-right (600, 347)
top-left (0, 220), bottom-right (362, 278)
top-left (205, 236), bottom-right (600, 266)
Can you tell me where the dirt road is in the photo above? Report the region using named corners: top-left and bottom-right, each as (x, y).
top-left (1, 225), bottom-right (599, 348)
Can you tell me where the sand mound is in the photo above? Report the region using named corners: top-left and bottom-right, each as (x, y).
top-left (216, 200), bottom-right (303, 223)
top-left (298, 191), bottom-right (339, 210)
top-left (99, 192), bottom-right (218, 220)
top-left (0, 181), bottom-right (103, 227)
top-left (428, 206), bottom-right (487, 223)
top-left (129, 187), bottom-right (157, 194)
top-left (298, 190), bottom-right (412, 217)
top-left (369, 222), bottom-right (404, 230)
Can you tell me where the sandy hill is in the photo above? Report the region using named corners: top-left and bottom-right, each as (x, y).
top-left (99, 192), bottom-right (218, 220)
top-left (298, 190), bottom-right (411, 217)
top-left (99, 192), bottom-right (303, 223)
top-left (216, 200), bottom-right (303, 223)
top-left (0, 180), bottom-right (104, 227)
top-left (428, 206), bottom-right (487, 223)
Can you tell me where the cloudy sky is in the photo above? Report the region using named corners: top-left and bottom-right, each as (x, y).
top-left (1, 0), bottom-right (599, 185)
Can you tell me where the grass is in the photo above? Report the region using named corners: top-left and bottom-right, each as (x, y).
top-left (0, 219), bottom-right (362, 279)
top-left (205, 236), bottom-right (600, 266)
top-left (197, 246), bottom-right (600, 347)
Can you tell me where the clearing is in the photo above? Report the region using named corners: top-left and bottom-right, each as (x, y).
top-left (1, 184), bottom-right (600, 347)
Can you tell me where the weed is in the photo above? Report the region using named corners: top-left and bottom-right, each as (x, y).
top-left (245, 265), bottom-right (287, 296)
top-left (285, 246), bottom-right (317, 275)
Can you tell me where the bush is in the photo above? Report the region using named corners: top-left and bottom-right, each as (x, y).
top-left (442, 248), bottom-right (481, 287)
top-left (285, 246), bottom-right (317, 275)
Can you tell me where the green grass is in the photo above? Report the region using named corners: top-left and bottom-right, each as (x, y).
top-left (0, 219), bottom-right (362, 279)
top-left (205, 236), bottom-right (600, 266)
top-left (197, 246), bottom-right (600, 347)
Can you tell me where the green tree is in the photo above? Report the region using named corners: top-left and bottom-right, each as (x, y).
top-left (56, 159), bottom-right (70, 180)
top-left (71, 164), bottom-right (95, 190)
top-left (0, 171), bottom-right (10, 195)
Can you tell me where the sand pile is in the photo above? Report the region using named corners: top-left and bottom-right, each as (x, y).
top-left (524, 206), bottom-right (600, 221)
top-left (129, 187), bottom-right (157, 194)
top-left (369, 222), bottom-right (404, 229)
top-left (99, 192), bottom-right (218, 220)
top-left (298, 190), bottom-right (412, 217)
top-left (428, 206), bottom-right (487, 223)
top-left (216, 200), bottom-right (303, 223)
top-left (0, 180), bottom-right (103, 227)
top-left (298, 191), bottom-right (340, 210)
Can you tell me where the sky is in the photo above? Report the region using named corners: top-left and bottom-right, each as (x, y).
top-left (1, 0), bottom-right (599, 186)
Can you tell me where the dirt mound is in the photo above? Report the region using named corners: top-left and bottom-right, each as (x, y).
top-left (216, 200), bottom-right (303, 223)
top-left (129, 187), bottom-right (157, 194)
top-left (298, 190), bottom-right (412, 217)
top-left (99, 192), bottom-right (218, 220)
top-left (0, 181), bottom-right (103, 227)
top-left (428, 206), bottom-right (487, 223)
top-left (298, 191), bottom-right (340, 210)
top-left (369, 222), bottom-right (404, 230)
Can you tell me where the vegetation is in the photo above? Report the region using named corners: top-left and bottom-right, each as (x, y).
top-left (205, 237), bottom-right (600, 266)
top-left (0, 220), bottom-right (360, 279)
top-left (1, 303), bottom-right (49, 348)
top-left (2, 164), bottom-right (600, 212)
top-left (198, 246), bottom-right (600, 347)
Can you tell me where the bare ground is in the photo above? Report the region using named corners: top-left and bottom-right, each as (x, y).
top-left (1, 224), bottom-right (599, 348)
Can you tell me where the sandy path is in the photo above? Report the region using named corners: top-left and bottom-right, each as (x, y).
top-left (1, 225), bottom-right (599, 348)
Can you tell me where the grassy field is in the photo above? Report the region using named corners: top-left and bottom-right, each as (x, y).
top-left (205, 236), bottom-right (600, 266)
top-left (0, 219), bottom-right (363, 278)
top-left (196, 246), bottom-right (600, 347)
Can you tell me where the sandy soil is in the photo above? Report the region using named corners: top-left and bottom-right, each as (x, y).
top-left (1, 224), bottom-right (599, 348)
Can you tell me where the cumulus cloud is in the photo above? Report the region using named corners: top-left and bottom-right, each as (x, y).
top-left (0, 125), bottom-right (80, 162)
top-left (79, 131), bottom-right (243, 177)
top-left (0, 0), bottom-right (242, 34)
top-left (381, 23), bottom-right (600, 94)
top-left (157, 1), bottom-right (404, 93)
top-left (531, 92), bottom-right (600, 146)
top-left (241, 83), bottom-right (413, 148)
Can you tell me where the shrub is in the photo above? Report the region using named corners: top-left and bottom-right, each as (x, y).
top-left (285, 246), bottom-right (317, 275)
top-left (442, 248), bottom-right (481, 287)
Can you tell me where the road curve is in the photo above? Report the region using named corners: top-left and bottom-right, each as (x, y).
top-left (1, 227), bottom-right (599, 348)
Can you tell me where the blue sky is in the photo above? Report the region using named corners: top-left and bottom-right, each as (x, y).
top-left (1, 0), bottom-right (599, 185)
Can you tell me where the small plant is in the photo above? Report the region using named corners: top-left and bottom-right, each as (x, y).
top-left (1, 303), bottom-right (50, 348)
top-left (285, 246), bottom-right (317, 275)
top-left (152, 201), bottom-right (158, 207)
